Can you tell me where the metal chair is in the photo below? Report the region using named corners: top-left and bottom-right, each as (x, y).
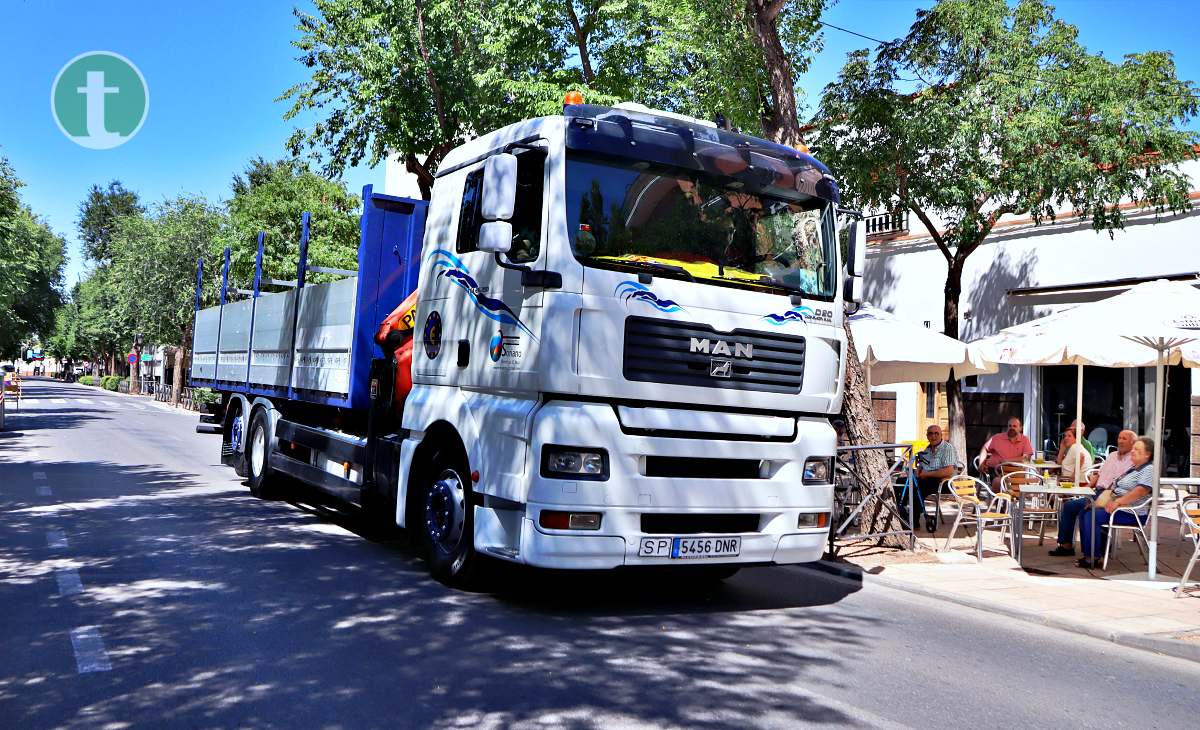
top-left (1175, 497), bottom-right (1200, 598)
top-left (942, 475), bottom-right (1014, 562)
top-left (1102, 496), bottom-right (1154, 570)
top-left (1000, 470), bottom-right (1057, 546)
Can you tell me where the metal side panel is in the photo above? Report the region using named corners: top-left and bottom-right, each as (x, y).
top-left (191, 306), bottom-right (222, 380)
top-left (249, 289), bottom-right (297, 389)
top-left (291, 276), bottom-right (358, 395)
top-left (216, 299), bottom-right (254, 383)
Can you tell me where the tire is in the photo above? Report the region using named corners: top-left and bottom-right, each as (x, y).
top-left (227, 405), bottom-right (248, 478)
top-left (414, 444), bottom-right (480, 587)
top-left (246, 408), bottom-right (279, 499)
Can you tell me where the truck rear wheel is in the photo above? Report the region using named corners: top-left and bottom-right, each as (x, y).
top-left (416, 448), bottom-right (479, 587)
top-left (246, 408), bottom-right (279, 499)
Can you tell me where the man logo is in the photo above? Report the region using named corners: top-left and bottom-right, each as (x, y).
top-left (689, 337), bottom-right (753, 359)
top-left (51, 52), bottom-right (149, 149)
top-left (709, 359), bottom-right (733, 378)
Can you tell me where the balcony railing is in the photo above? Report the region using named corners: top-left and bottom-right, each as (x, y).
top-left (864, 210), bottom-right (910, 238)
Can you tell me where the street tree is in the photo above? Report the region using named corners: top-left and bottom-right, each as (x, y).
top-left (816, 0), bottom-right (1198, 458)
top-left (0, 157), bottom-right (67, 359)
top-left (77, 180), bottom-right (143, 265)
top-left (74, 267), bottom-right (129, 376)
top-left (220, 157), bottom-right (360, 285)
top-left (109, 197), bottom-right (225, 404)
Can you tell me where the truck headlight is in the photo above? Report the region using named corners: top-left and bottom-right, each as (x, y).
top-left (541, 446), bottom-right (609, 481)
top-left (803, 456), bottom-right (832, 484)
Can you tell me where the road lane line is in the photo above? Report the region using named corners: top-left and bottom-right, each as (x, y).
top-left (69, 626), bottom-right (112, 674)
top-left (47, 530), bottom-right (68, 549)
top-left (33, 471), bottom-right (46, 480)
top-left (56, 568), bottom-right (84, 596)
top-left (75, 398), bottom-right (92, 405)
top-left (52, 398), bottom-right (67, 404)
top-left (36, 485), bottom-right (53, 496)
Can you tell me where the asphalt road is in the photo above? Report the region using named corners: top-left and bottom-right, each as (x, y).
top-left (2, 378), bottom-right (1198, 729)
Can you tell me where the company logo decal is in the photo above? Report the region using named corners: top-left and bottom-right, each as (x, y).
top-left (423, 311), bottom-right (443, 360)
top-left (615, 281), bottom-right (684, 313)
top-left (690, 337), bottom-right (753, 359)
top-left (488, 329), bottom-right (523, 367)
top-left (428, 249), bottom-right (535, 338)
top-left (709, 359), bottom-right (733, 378)
top-left (762, 305), bottom-right (833, 326)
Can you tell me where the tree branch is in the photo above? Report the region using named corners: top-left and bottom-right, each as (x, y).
top-left (762, 0), bottom-right (788, 22)
top-left (413, 0), bottom-right (450, 138)
top-left (564, 1), bottom-right (597, 86)
top-left (908, 201), bottom-right (949, 262)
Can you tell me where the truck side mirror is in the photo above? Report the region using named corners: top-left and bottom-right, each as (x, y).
top-left (478, 221), bottom-right (513, 253)
top-left (844, 219), bottom-right (866, 304)
top-left (481, 153), bottom-right (517, 221)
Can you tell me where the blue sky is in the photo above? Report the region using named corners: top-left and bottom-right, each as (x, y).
top-left (2, 0), bottom-right (1196, 286)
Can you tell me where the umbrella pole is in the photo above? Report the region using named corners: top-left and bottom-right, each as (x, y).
top-left (1075, 364), bottom-right (1084, 459)
top-left (1149, 344), bottom-right (1166, 580)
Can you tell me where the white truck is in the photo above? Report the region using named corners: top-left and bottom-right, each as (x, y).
top-left (191, 99), bottom-right (866, 585)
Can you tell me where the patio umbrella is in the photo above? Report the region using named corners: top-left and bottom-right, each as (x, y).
top-left (848, 305), bottom-right (997, 386)
top-left (974, 279), bottom-right (1200, 578)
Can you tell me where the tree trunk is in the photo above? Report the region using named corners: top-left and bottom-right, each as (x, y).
top-left (131, 342), bottom-right (142, 395)
top-left (840, 319), bottom-right (908, 548)
top-left (748, 0), bottom-right (804, 148)
top-left (171, 343), bottom-right (186, 407)
top-left (943, 261), bottom-right (967, 463)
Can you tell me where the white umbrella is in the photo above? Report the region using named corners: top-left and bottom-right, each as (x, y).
top-left (974, 279), bottom-right (1200, 578)
top-left (848, 304), bottom-right (997, 386)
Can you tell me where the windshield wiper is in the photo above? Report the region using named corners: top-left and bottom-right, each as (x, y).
top-left (606, 259), bottom-right (696, 283)
top-left (756, 275), bottom-right (807, 295)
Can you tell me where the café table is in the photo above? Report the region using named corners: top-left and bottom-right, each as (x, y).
top-left (1009, 483), bottom-right (1095, 565)
top-left (1003, 460), bottom-right (1062, 473)
top-left (1159, 477), bottom-right (1200, 507)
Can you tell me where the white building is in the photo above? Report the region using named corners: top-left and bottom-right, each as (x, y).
top-left (865, 156), bottom-right (1200, 477)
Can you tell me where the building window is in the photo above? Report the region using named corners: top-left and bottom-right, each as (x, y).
top-left (925, 383), bottom-right (936, 419)
top-left (965, 375), bottom-right (979, 388)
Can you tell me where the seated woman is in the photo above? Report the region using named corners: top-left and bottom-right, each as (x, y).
top-left (1057, 427), bottom-right (1094, 484)
top-left (1075, 436), bottom-right (1155, 570)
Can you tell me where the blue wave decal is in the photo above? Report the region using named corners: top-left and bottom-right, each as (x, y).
top-left (614, 281), bottom-right (684, 313)
top-left (428, 249), bottom-right (536, 338)
top-left (761, 306), bottom-right (814, 326)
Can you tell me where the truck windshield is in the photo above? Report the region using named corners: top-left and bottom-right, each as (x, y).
top-left (565, 153), bottom-right (837, 298)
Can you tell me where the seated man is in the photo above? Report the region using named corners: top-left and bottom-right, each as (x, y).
top-left (1050, 429), bottom-right (1135, 557)
top-left (978, 417), bottom-right (1034, 487)
top-left (1056, 426), bottom-right (1094, 484)
top-left (897, 425), bottom-right (958, 531)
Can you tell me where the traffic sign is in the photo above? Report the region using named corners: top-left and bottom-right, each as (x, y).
top-left (127, 353), bottom-right (137, 364)
top-left (140, 353), bottom-right (153, 362)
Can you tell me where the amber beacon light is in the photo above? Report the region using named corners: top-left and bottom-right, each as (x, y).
top-left (563, 90), bottom-right (585, 106)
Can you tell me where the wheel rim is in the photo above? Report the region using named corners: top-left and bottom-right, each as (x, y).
top-left (250, 424), bottom-right (266, 478)
top-left (231, 412), bottom-right (244, 452)
top-left (424, 469), bottom-right (466, 553)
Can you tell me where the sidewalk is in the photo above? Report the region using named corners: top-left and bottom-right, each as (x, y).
top-left (825, 505), bottom-right (1200, 662)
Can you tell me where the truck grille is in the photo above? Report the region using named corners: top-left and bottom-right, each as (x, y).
top-left (623, 316), bottom-right (806, 393)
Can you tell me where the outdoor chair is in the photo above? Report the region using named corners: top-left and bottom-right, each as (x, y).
top-left (1082, 464), bottom-right (1102, 487)
top-left (1175, 497), bottom-right (1200, 598)
top-left (942, 475), bottom-right (1014, 562)
top-left (1000, 470), bottom-right (1057, 546)
top-left (1101, 495), bottom-right (1154, 571)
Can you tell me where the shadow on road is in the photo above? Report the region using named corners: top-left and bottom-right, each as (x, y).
top-left (0, 456), bottom-right (871, 729)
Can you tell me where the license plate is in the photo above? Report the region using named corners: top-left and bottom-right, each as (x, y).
top-left (638, 536), bottom-right (742, 560)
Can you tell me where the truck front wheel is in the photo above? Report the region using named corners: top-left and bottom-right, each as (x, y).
top-left (417, 448), bottom-right (479, 587)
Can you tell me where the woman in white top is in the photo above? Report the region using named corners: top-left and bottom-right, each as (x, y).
top-left (1057, 428), bottom-right (1094, 483)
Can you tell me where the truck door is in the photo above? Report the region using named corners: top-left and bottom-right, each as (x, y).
top-left (421, 143), bottom-right (548, 392)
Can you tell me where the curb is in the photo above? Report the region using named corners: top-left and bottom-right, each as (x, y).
top-left (803, 559), bottom-right (1200, 665)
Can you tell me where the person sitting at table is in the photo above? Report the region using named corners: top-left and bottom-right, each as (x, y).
top-left (1050, 429), bottom-right (1135, 556)
top-left (898, 425), bottom-right (958, 531)
top-left (1056, 419), bottom-right (1097, 462)
top-left (977, 417), bottom-right (1034, 486)
top-left (1056, 426), bottom-right (1094, 484)
top-left (1074, 435), bottom-right (1155, 569)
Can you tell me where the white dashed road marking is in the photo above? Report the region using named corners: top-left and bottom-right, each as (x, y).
top-left (75, 399), bottom-right (92, 405)
top-left (33, 471), bottom-right (46, 480)
top-left (47, 530), bottom-right (68, 549)
top-left (36, 485), bottom-right (53, 496)
top-left (56, 568), bottom-right (84, 597)
top-left (69, 626), bottom-right (112, 674)
top-left (52, 398), bottom-right (67, 404)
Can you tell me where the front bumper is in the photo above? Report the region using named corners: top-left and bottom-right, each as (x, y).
top-left (475, 401), bottom-right (835, 570)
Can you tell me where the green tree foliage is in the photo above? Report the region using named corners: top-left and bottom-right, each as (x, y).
top-left (109, 197), bottom-right (225, 349)
top-left (77, 180), bottom-right (143, 264)
top-left (815, 0), bottom-right (1198, 448)
top-left (220, 157), bottom-right (360, 285)
top-left (0, 157), bottom-right (67, 359)
top-left (46, 287), bottom-right (87, 366)
top-left (74, 266), bottom-right (127, 367)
